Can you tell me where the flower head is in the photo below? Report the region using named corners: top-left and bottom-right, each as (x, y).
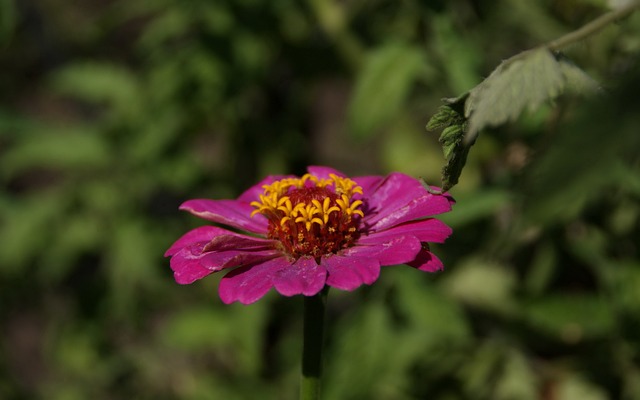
top-left (165, 166), bottom-right (454, 304)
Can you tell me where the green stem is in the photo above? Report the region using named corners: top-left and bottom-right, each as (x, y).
top-left (300, 287), bottom-right (328, 400)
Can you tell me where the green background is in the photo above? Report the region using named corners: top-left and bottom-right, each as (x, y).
top-left (1, 0), bottom-right (640, 399)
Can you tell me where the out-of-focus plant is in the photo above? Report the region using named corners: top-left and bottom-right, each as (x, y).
top-left (1, 0), bottom-right (640, 399)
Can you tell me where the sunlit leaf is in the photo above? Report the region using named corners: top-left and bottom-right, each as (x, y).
top-left (494, 349), bottom-right (538, 400)
top-left (555, 374), bottom-right (608, 400)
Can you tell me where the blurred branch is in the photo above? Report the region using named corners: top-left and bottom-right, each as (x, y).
top-left (545, 1), bottom-right (640, 51)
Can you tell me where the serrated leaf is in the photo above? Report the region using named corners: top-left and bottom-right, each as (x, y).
top-left (425, 93), bottom-right (472, 191)
top-left (429, 48), bottom-right (601, 192)
top-left (465, 48), bottom-right (565, 139)
top-left (348, 42), bottom-right (427, 139)
top-left (440, 128), bottom-right (472, 191)
top-left (558, 58), bottom-right (601, 94)
top-left (426, 104), bottom-right (462, 131)
top-left (440, 123), bottom-right (463, 145)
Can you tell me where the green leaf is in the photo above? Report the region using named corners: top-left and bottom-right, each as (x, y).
top-left (106, 220), bottom-right (162, 317)
top-left (523, 241), bottom-right (557, 296)
top-left (608, 261), bottom-right (640, 317)
top-left (465, 48), bottom-right (565, 139)
top-left (394, 271), bottom-right (471, 345)
top-left (325, 303), bottom-right (408, 399)
top-left (440, 124), bottom-right (464, 159)
top-left (348, 42), bottom-right (427, 139)
top-left (522, 69), bottom-right (640, 225)
top-left (0, 192), bottom-right (67, 274)
top-left (0, 126), bottom-right (110, 179)
top-left (39, 213), bottom-right (102, 283)
top-left (425, 94), bottom-right (472, 191)
top-left (432, 14), bottom-right (482, 93)
top-left (425, 104), bottom-right (461, 131)
top-left (494, 350), bottom-right (538, 400)
top-left (160, 304), bottom-right (266, 376)
top-left (50, 62), bottom-right (142, 120)
top-left (437, 189), bottom-right (511, 228)
top-left (558, 57), bottom-right (601, 94)
top-left (523, 295), bottom-right (615, 342)
top-left (0, 0), bottom-right (16, 46)
top-left (440, 132), bottom-right (472, 192)
top-left (555, 374), bottom-right (608, 400)
top-left (442, 258), bottom-right (517, 315)
top-left (464, 49), bottom-right (601, 141)
top-left (428, 48), bottom-right (601, 192)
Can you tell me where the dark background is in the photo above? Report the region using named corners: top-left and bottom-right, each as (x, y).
top-left (1, 0), bottom-right (639, 399)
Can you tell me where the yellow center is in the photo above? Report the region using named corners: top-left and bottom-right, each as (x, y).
top-left (250, 173), bottom-right (364, 258)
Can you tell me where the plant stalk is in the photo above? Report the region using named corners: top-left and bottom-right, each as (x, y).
top-left (300, 287), bottom-right (328, 400)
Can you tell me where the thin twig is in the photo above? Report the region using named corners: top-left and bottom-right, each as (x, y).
top-left (545, 1), bottom-right (640, 51)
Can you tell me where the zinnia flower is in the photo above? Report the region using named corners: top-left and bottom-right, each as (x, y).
top-left (165, 166), bottom-right (454, 304)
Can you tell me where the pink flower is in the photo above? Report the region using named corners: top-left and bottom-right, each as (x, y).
top-left (165, 166), bottom-right (454, 304)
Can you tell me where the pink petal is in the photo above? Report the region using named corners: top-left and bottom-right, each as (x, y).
top-left (306, 166), bottom-right (346, 179)
top-left (273, 257), bottom-right (327, 297)
top-left (199, 248), bottom-right (281, 270)
top-left (168, 229), bottom-right (280, 284)
top-left (353, 175), bottom-right (385, 197)
top-left (348, 234), bottom-right (422, 266)
top-left (322, 255), bottom-right (380, 291)
top-left (164, 226), bottom-right (227, 257)
top-left (202, 233), bottom-right (275, 252)
top-left (180, 199), bottom-right (268, 234)
top-left (170, 244), bottom-right (279, 284)
top-left (408, 250), bottom-right (444, 272)
top-left (237, 174), bottom-right (292, 202)
top-left (170, 242), bottom-right (221, 284)
top-left (219, 257), bottom-right (292, 304)
top-left (363, 173), bottom-right (454, 231)
top-left (173, 260), bottom-right (214, 284)
top-left (361, 218), bottom-right (452, 244)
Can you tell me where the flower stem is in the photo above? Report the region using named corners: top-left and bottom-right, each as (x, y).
top-left (300, 287), bottom-right (328, 400)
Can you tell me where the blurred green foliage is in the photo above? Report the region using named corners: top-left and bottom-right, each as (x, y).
top-left (1, 0), bottom-right (640, 399)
